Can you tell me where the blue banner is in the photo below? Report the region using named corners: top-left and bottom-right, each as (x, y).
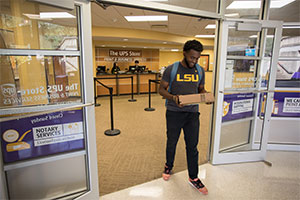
top-left (260, 91), bottom-right (300, 117)
top-left (1, 109), bottom-right (85, 163)
top-left (222, 93), bottom-right (255, 122)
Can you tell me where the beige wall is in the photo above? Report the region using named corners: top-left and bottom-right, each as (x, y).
top-left (159, 51), bottom-right (182, 67)
top-left (92, 26), bottom-right (215, 91)
top-left (95, 47), bottom-right (159, 72)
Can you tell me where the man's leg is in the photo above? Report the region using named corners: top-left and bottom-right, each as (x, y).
top-left (183, 112), bottom-right (200, 179)
top-left (165, 110), bottom-right (183, 169)
top-left (183, 112), bottom-right (208, 194)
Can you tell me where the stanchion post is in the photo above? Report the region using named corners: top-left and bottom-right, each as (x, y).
top-left (104, 87), bottom-right (121, 136)
top-left (128, 76), bottom-right (137, 102)
top-left (94, 78), bottom-right (100, 107)
top-left (144, 79), bottom-right (155, 111)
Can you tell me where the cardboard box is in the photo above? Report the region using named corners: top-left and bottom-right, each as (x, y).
top-left (179, 93), bottom-right (214, 105)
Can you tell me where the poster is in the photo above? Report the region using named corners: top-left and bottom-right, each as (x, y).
top-left (1, 109), bottom-right (85, 163)
top-left (259, 92), bottom-right (300, 117)
top-left (222, 93), bottom-right (255, 122)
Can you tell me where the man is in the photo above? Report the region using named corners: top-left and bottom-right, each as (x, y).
top-left (159, 40), bottom-right (208, 195)
top-left (134, 60), bottom-right (144, 72)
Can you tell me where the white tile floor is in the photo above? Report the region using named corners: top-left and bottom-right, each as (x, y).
top-left (99, 151), bottom-right (300, 200)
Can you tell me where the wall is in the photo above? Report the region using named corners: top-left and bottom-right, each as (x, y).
top-left (95, 47), bottom-right (159, 72)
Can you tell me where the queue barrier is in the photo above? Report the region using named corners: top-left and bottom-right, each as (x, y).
top-left (94, 79), bottom-right (120, 136)
top-left (144, 79), bottom-right (161, 111)
top-left (94, 76), bottom-right (137, 106)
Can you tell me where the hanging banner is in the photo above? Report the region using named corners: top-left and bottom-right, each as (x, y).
top-left (1, 109), bottom-right (85, 163)
top-left (222, 93), bottom-right (255, 122)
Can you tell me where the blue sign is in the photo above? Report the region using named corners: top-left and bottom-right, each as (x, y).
top-left (222, 93), bottom-right (255, 122)
top-left (1, 109), bottom-right (85, 163)
top-left (260, 91), bottom-right (300, 117)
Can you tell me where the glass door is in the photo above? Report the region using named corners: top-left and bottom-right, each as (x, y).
top-left (0, 1), bottom-right (98, 199)
top-left (211, 19), bottom-right (283, 164)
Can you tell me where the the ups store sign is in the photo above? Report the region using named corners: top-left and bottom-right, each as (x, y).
top-left (109, 49), bottom-right (142, 57)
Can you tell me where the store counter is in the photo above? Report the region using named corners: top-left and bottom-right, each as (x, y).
top-left (95, 72), bottom-right (160, 96)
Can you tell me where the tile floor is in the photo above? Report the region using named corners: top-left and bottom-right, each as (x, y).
top-left (99, 150), bottom-right (300, 200)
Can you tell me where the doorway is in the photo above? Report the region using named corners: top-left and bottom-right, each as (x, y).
top-left (91, 1), bottom-right (218, 195)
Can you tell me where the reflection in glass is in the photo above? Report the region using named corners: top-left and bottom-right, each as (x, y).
top-left (225, 59), bottom-right (257, 89)
top-left (263, 29), bottom-right (275, 57)
top-left (152, 0), bottom-right (218, 12)
top-left (227, 27), bottom-right (259, 56)
top-left (279, 36), bottom-right (300, 57)
top-left (0, 55), bottom-right (81, 108)
top-left (276, 60), bottom-right (300, 80)
top-left (0, 0), bottom-right (78, 50)
top-left (219, 119), bottom-right (261, 153)
top-left (225, 0), bottom-right (261, 19)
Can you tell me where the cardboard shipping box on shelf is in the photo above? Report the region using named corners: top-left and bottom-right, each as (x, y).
top-left (179, 93), bottom-right (214, 105)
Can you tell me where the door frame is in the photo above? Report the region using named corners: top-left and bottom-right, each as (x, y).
top-left (210, 18), bottom-right (283, 165)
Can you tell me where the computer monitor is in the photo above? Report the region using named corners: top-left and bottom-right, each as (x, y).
top-left (97, 66), bottom-right (106, 73)
top-left (129, 66), bottom-right (137, 72)
top-left (138, 66), bottom-right (146, 72)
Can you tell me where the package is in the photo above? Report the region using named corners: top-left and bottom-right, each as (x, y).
top-left (179, 93), bottom-right (214, 105)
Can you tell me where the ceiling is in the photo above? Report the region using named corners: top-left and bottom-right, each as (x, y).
top-left (91, 0), bottom-right (300, 49)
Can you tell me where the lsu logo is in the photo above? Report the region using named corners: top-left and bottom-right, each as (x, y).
top-left (223, 101), bottom-right (230, 117)
top-left (176, 74), bottom-right (199, 82)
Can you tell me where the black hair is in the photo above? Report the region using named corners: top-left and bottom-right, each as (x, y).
top-left (135, 60), bottom-right (139, 64)
top-left (183, 40), bottom-right (203, 52)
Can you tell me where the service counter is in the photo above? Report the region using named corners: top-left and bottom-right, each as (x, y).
top-left (95, 72), bottom-right (160, 96)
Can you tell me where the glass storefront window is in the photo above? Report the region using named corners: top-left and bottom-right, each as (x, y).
top-left (0, 55), bottom-right (81, 108)
top-left (276, 32), bottom-right (300, 87)
top-left (0, 0), bottom-right (78, 50)
top-left (269, 0), bottom-right (300, 22)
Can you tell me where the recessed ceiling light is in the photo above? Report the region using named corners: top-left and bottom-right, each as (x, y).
top-left (123, 39), bottom-right (128, 41)
top-left (40, 12), bottom-right (75, 19)
top-left (125, 15), bottom-right (168, 22)
top-left (250, 35), bottom-right (274, 38)
top-left (122, 46), bottom-right (127, 48)
top-left (205, 24), bottom-right (216, 29)
top-left (144, 0), bottom-right (168, 1)
top-left (163, 42), bottom-right (167, 44)
top-left (227, 0), bottom-right (296, 9)
top-left (101, 45), bottom-right (106, 47)
top-left (283, 22), bottom-right (300, 29)
top-left (23, 13), bottom-right (52, 20)
top-left (225, 13), bottom-right (239, 17)
top-left (171, 49), bottom-right (179, 52)
top-left (283, 26), bottom-right (300, 29)
top-left (195, 35), bottom-right (215, 38)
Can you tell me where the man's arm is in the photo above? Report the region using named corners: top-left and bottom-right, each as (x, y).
top-left (159, 80), bottom-right (181, 106)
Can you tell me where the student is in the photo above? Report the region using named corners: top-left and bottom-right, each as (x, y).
top-left (111, 62), bottom-right (120, 74)
top-left (159, 40), bottom-right (208, 195)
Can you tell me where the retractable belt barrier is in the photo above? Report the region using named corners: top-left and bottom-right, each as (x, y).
top-left (94, 76), bottom-right (137, 105)
top-left (94, 79), bottom-right (120, 136)
top-left (144, 79), bottom-right (160, 112)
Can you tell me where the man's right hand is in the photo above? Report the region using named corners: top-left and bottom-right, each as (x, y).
top-left (173, 95), bottom-right (183, 107)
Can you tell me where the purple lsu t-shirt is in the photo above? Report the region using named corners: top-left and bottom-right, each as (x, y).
top-left (162, 62), bottom-right (205, 112)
